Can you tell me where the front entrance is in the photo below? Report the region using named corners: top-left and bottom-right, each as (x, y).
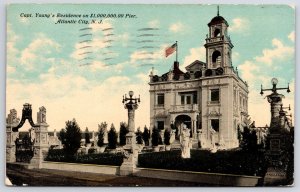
top-left (15, 133), bottom-right (34, 163)
top-left (174, 115), bottom-right (192, 139)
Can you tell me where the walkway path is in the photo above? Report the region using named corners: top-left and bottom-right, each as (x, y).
top-left (6, 165), bottom-right (214, 186)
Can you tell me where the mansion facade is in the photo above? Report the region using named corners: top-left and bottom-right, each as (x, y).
top-left (149, 13), bottom-right (249, 149)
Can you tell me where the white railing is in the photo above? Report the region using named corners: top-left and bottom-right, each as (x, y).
top-left (170, 104), bottom-right (199, 112)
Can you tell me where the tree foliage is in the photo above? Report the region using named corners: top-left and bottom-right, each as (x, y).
top-left (164, 128), bottom-right (171, 145)
top-left (97, 122), bottom-right (107, 147)
top-left (136, 127), bottom-right (143, 144)
top-left (85, 127), bottom-right (90, 144)
top-left (119, 122), bottom-right (129, 146)
top-left (151, 126), bottom-right (162, 146)
top-left (61, 119), bottom-right (82, 157)
top-left (108, 124), bottom-right (117, 149)
top-left (142, 125), bottom-right (150, 146)
top-left (241, 121), bottom-right (258, 151)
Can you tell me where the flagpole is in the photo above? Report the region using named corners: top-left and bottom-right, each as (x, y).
top-left (176, 41), bottom-right (178, 62)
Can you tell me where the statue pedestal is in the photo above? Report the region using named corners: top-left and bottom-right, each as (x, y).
top-left (263, 132), bottom-right (291, 185)
top-left (119, 149), bottom-right (138, 176)
top-left (264, 167), bottom-right (287, 186)
top-left (29, 146), bottom-right (48, 169)
top-left (6, 146), bottom-right (16, 163)
top-left (29, 124), bottom-right (49, 169)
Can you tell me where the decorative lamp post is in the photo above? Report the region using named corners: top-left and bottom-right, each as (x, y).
top-left (261, 78), bottom-right (292, 185)
top-left (260, 78), bottom-right (290, 132)
top-left (122, 91), bottom-right (140, 150)
top-left (120, 91), bottom-right (141, 176)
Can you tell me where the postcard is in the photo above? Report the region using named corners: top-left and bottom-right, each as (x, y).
top-left (6, 4), bottom-right (295, 186)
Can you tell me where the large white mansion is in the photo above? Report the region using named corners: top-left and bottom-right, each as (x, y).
top-left (149, 13), bottom-right (249, 149)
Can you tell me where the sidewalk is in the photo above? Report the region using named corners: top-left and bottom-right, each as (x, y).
top-left (6, 165), bottom-right (213, 186)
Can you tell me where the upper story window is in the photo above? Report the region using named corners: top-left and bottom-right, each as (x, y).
top-left (211, 89), bottom-right (220, 102)
top-left (180, 91), bottom-right (197, 105)
top-left (157, 93), bottom-right (164, 105)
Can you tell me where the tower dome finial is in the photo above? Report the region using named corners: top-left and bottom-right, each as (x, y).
top-left (217, 5), bottom-right (219, 16)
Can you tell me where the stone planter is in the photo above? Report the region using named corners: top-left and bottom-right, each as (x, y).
top-left (153, 146), bottom-right (159, 152)
top-left (165, 145), bottom-right (171, 151)
top-left (86, 143), bottom-right (92, 148)
top-left (98, 146), bottom-right (106, 153)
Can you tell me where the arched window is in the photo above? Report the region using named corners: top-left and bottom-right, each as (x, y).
top-left (214, 28), bottom-right (221, 37)
top-left (212, 50), bottom-right (221, 68)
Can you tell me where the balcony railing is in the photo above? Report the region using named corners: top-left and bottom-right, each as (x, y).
top-left (170, 104), bottom-right (199, 112)
top-left (206, 36), bottom-right (224, 43)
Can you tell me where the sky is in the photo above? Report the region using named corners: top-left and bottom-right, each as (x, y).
top-left (6, 4), bottom-right (295, 132)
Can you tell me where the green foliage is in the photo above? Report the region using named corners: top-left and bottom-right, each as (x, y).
top-left (108, 124), bottom-right (117, 149)
top-left (164, 128), bottom-right (171, 145)
top-left (45, 149), bottom-right (123, 166)
top-left (61, 119), bottom-right (82, 157)
top-left (85, 127), bottom-right (91, 144)
top-left (136, 127), bottom-right (143, 144)
top-left (88, 148), bottom-right (96, 154)
top-left (138, 150), bottom-right (267, 176)
top-left (142, 125), bottom-right (150, 146)
top-left (241, 126), bottom-right (258, 151)
top-left (97, 122), bottom-right (107, 147)
top-left (97, 129), bottom-right (105, 147)
top-left (151, 126), bottom-right (162, 146)
top-left (119, 122), bottom-right (128, 146)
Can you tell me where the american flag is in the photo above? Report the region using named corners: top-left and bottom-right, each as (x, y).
top-left (165, 43), bottom-right (177, 57)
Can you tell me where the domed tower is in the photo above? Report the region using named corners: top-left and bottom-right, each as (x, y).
top-left (204, 8), bottom-right (233, 71)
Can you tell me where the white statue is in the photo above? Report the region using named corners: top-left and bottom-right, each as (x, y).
top-left (29, 128), bottom-right (36, 143)
top-left (180, 125), bottom-right (191, 158)
top-left (210, 126), bottom-right (217, 153)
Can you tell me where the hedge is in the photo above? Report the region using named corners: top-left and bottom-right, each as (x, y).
top-left (138, 150), bottom-right (268, 176)
top-left (45, 149), bottom-right (123, 166)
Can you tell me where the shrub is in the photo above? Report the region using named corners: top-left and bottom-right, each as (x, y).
top-left (61, 119), bottom-right (82, 158)
top-left (108, 124), bottom-right (117, 149)
top-left (136, 127), bottom-right (143, 144)
top-left (85, 127), bottom-right (91, 144)
top-left (138, 150), bottom-right (267, 176)
top-left (142, 125), bottom-right (150, 146)
top-left (97, 128), bottom-right (105, 147)
top-left (88, 148), bottom-right (96, 154)
top-left (164, 128), bottom-right (171, 145)
top-left (45, 149), bottom-right (123, 166)
top-left (119, 122), bottom-right (128, 146)
top-left (151, 126), bottom-right (160, 146)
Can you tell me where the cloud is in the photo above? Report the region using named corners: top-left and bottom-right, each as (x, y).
top-left (7, 66), bottom-right (16, 73)
top-left (238, 60), bottom-right (259, 81)
top-left (20, 34), bottom-right (61, 70)
top-left (232, 51), bottom-right (240, 63)
top-left (7, 73), bottom-right (151, 132)
top-left (182, 46), bottom-right (206, 69)
top-left (238, 38), bottom-right (294, 126)
top-left (288, 31), bottom-right (295, 42)
top-left (7, 23), bottom-right (20, 73)
top-left (228, 18), bottom-right (249, 33)
top-left (148, 20), bottom-right (160, 28)
top-left (169, 22), bottom-right (184, 33)
top-left (130, 44), bottom-right (166, 64)
top-left (254, 38), bottom-right (294, 66)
